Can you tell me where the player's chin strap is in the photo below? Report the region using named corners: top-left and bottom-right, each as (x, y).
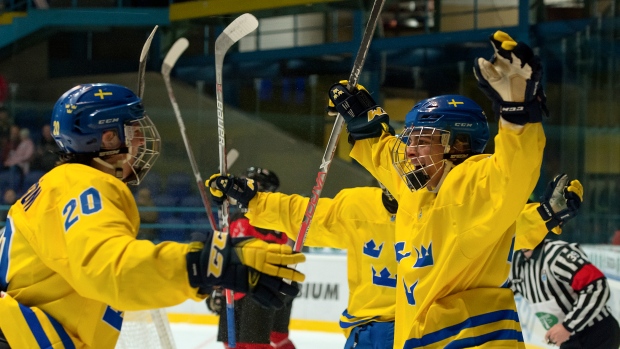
top-left (92, 147), bottom-right (130, 181)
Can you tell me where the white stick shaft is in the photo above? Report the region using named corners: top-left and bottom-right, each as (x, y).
top-left (214, 14), bottom-right (258, 349)
top-left (214, 13), bottom-right (258, 232)
top-left (162, 38), bottom-right (218, 231)
top-left (138, 25), bottom-right (158, 99)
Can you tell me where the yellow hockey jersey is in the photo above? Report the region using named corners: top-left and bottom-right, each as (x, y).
top-left (246, 187), bottom-right (397, 336)
top-left (351, 121), bottom-right (545, 349)
top-left (0, 163), bottom-right (203, 348)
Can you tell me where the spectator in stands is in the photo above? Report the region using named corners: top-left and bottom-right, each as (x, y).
top-left (0, 75), bottom-right (8, 106)
top-left (0, 107), bottom-right (11, 141)
top-left (611, 229), bottom-right (620, 245)
top-left (0, 110), bottom-right (14, 165)
top-left (1, 125), bottom-right (19, 168)
top-left (3, 127), bottom-right (35, 190)
top-left (33, 123), bottom-right (58, 172)
top-left (135, 187), bottom-right (159, 241)
top-left (0, 188), bottom-right (16, 222)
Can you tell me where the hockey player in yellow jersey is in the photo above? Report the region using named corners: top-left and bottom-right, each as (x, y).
top-left (209, 178), bottom-right (399, 349)
top-left (0, 83), bottom-right (305, 349)
top-left (326, 31), bottom-right (547, 348)
top-left (206, 178), bottom-right (572, 349)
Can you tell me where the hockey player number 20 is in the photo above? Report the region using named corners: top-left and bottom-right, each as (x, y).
top-left (62, 187), bottom-right (103, 232)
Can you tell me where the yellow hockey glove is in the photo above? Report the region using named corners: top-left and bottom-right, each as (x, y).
top-left (473, 30), bottom-right (548, 124)
top-left (186, 231), bottom-right (305, 309)
top-left (537, 174), bottom-right (583, 231)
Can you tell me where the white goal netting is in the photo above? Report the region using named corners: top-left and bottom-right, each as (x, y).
top-left (115, 309), bottom-right (176, 349)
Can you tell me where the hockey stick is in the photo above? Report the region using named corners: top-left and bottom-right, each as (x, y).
top-left (214, 13), bottom-right (259, 349)
top-left (138, 25), bottom-right (158, 99)
top-left (162, 37), bottom-right (219, 231)
top-left (293, 0), bottom-right (386, 253)
top-left (226, 148), bottom-right (240, 172)
top-left (138, 25), bottom-right (178, 349)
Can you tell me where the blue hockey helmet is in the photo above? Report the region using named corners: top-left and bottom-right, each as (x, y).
top-left (403, 95), bottom-right (489, 154)
top-left (50, 83), bottom-right (161, 185)
top-left (392, 95), bottom-right (489, 191)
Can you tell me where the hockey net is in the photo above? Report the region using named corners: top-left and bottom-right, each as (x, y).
top-left (115, 309), bottom-right (177, 349)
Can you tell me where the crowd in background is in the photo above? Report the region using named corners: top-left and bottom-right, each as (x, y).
top-left (0, 107), bottom-right (56, 198)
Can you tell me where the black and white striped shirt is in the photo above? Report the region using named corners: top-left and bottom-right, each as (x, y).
top-left (510, 239), bottom-right (611, 333)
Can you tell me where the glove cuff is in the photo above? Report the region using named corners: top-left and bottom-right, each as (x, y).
top-left (347, 115), bottom-right (391, 142)
top-left (537, 202), bottom-right (553, 221)
top-left (186, 231), bottom-right (213, 289)
top-left (497, 99), bottom-right (544, 125)
top-left (545, 217), bottom-right (563, 231)
top-left (186, 249), bottom-right (203, 288)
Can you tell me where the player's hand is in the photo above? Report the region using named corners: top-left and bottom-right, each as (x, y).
top-left (326, 80), bottom-right (370, 117)
top-left (327, 80), bottom-right (392, 141)
top-left (206, 287), bottom-right (225, 315)
top-left (207, 174), bottom-right (257, 208)
top-left (473, 30), bottom-right (548, 124)
top-left (537, 173), bottom-right (583, 231)
top-left (186, 231), bottom-right (305, 309)
top-left (207, 173), bottom-right (227, 206)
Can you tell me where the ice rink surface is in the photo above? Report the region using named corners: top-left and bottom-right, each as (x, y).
top-left (171, 323), bottom-right (346, 349)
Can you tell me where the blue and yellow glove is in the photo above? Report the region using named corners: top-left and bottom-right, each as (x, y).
top-left (537, 173), bottom-right (583, 231)
top-left (186, 231), bottom-right (305, 309)
top-left (327, 80), bottom-right (392, 142)
top-left (473, 30), bottom-right (548, 124)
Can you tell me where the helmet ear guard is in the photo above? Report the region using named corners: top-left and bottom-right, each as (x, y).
top-left (443, 133), bottom-right (478, 164)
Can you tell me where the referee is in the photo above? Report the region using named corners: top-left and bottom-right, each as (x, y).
top-left (511, 239), bottom-right (620, 348)
top-left (511, 174), bottom-right (619, 348)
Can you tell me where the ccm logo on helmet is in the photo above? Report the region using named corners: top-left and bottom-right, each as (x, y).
top-left (98, 118), bottom-right (120, 125)
top-left (454, 123), bottom-right (473, 127)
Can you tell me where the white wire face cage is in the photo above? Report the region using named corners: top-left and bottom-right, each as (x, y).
top-left (123, 115), bottom-right (161, 186)
top-left (391, 126), bottom-right (451, 191)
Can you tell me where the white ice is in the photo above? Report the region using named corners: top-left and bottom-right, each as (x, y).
top-left (171, 323), bottom-right (346, 349)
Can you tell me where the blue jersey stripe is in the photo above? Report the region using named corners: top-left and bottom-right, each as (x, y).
top-left (102, 306), bottom-right (123, 331)
top-left (339, 308), bottom-right (379, 329)
top-left (339, 317), bottom-right (378, 329)
top-left (341, 309), bottom-right (355, 319)
top-left (0, 219), bottom-right (14, 290)
top-left (445, 329), bottom-right (524, 349)
top-left (403, 309), bottom-right (520, 348)
top-left (46, 312), bottom-right (76, 349)
top-left (18, 303), bottom-right (53, 349)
